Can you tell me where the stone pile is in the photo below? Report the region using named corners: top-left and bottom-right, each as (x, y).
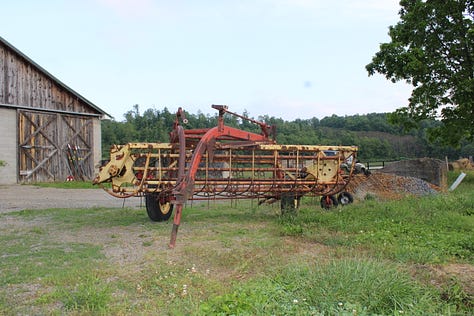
top-left (346, 172), bottom-right (441, 201)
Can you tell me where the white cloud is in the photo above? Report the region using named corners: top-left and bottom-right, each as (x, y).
top-left (257, 0), bottom-right (401, 22)
top-left (97, 0), bottom-right (158, 18)
top-left (268, 0), bottom-right (399, 13)
top-left (95, 0), bottom-right (401, 27)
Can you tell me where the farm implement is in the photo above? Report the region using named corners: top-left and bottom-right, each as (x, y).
top-left (93, 105), bottom-right (358, 247)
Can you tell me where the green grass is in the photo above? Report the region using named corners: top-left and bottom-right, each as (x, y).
top-left (284, 194), bottom-right (474, 264)
top-left (32, 181), bottom-right (99, 189)
top-left (276, 171), bottom-right (474, 265)
top-left (200, 259), bottom-right (443, 315)
top-left (0, 171), bottom-right (472, 315)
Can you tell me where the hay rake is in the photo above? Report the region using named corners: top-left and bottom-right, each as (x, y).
top-left (93, 105), bottom-right (358, 247)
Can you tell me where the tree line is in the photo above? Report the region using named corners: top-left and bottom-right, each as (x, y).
top-left (101, 105), bottom-right (474, 162)
top-left (102, 1), bottom-right (474, 162)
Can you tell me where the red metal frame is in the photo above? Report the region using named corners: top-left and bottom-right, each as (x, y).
top-left (94, 105), bottom-right (358, 248)
top-left (169, 105), bottom-right (276, 247)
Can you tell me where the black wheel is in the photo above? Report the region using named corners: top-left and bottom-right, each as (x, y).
top-left (145, 192), bottom-right (173, 222)
top-left (320, 195), bottom-right (338, 210)
top-left (337, 192), bottom-right (354, 205)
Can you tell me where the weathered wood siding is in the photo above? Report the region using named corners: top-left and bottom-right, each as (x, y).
top-left (18, 110), bottom-right (95, 183)
top-left (0, 41), bottom-right (96, 114)
top-left (0, 37), bottom-right (105, 183)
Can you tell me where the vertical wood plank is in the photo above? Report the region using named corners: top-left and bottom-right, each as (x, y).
top-left (0, 45), bottom-right (5, 102)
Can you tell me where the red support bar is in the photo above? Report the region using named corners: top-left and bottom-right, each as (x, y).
top-left (169, 121), bottom-right (275, 247)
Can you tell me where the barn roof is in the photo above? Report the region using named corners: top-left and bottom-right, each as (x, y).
top-left (0, 36), bottom-right (110, 118)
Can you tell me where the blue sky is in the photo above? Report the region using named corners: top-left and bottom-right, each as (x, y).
top-left (1, 0), bottom-right (412, 121)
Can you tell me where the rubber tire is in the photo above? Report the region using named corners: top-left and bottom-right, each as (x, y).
top-left (320, 195), bottom-right (338, 210)
top-left (337, 192), bottom-right (354, 205)
top-left (145, 193), bottom-right (173, 222)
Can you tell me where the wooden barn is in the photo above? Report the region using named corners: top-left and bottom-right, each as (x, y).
top-left (0, 36), bottom-right (109, 184)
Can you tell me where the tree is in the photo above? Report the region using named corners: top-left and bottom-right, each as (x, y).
top-left (366, 0), bottom-right (474, 146)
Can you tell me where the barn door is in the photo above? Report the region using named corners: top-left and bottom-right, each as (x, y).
top-left (18, 110), bottom-right (94, 182)
top-left (60, 115), bottom-right (94, 181)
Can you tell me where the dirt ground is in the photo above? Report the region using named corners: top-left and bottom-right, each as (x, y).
top-left (0, 185), bottom-right (144, 213)
top-left (0, 183), bottom-right (472, 303)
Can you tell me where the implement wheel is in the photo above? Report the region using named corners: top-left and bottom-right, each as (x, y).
top-left (145, 192), bottom-right (173, 222)
top-left (320, 195), bottom-right (338, 210)
top-left (337, 192), bottom-right (354, 205)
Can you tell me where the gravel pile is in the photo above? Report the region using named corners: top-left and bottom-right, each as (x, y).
top-left (394, 176), bottom-right (439, 196)
top-left (346, 172), bottom-right (441, 201)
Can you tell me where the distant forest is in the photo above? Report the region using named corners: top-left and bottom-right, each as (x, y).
top-left (101, 105), bottom-right (474, 162)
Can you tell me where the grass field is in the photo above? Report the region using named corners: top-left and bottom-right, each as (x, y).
top-left (1, 171), bottom-right (473, 315)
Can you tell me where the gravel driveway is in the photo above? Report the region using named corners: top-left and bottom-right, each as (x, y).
top-left (1, 172), bottom-right (440, 214)
top-left (0, 185), bottom-right (144, 214)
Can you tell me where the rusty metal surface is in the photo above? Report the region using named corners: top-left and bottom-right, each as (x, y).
top-left (94, 105), bottom-right (358, 201)
top-left (93, 105), bottom-right (358, 247)
top-left (94, 141), bottom-right (356, 199)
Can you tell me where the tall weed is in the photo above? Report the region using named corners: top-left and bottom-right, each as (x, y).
top-left (200, 258), bottom-right (446, 315)
top-left (283, 186), bottom-right (474, 264)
